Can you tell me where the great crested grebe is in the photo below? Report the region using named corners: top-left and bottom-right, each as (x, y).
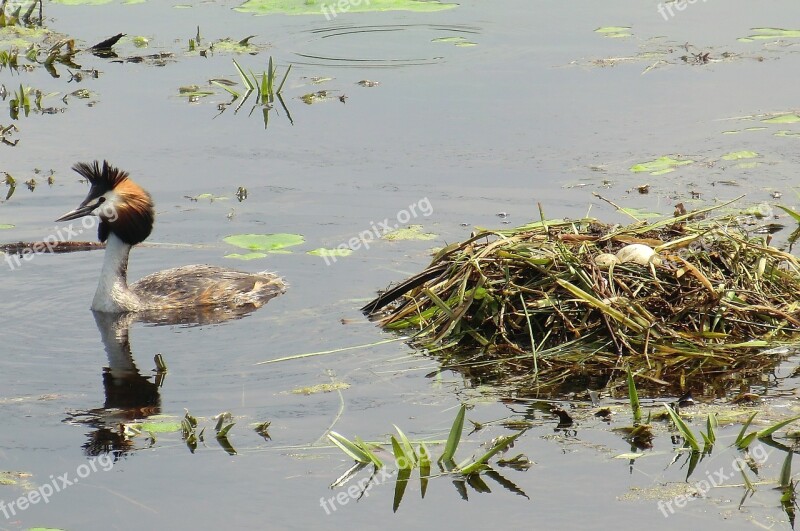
top-left (56, 160), bottom-right (286, 314)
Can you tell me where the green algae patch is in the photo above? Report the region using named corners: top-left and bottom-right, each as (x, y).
top-left (629, 156), bottom-right (693, 175)
top-left (235, 0), bottom-right (458, 16)
top-left (224, 233), bottom-right (305, 252)
top-left (383, 224), bottom-right (437, 241)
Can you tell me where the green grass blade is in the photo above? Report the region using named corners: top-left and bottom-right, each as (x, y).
top-left (735, 412), bottom-right (758, 449)
top-left (267, 56), bottom-right (275, 95)
top-left (276, 63), bottom-right (292, 93)
top-left (664, 404), bottom-right (699, 452)
top-left (627, 367), bottom-right (641, 425)
top-left (354, 436), bottom-right (384, 468)
top-left (459, 431), bottom-right (523, 475)
top-left (706, 413), bottom-right (717, 445)
top-left (211, 80), bottom-right (240, 98)
top-left (776, 205), bottom-right (800, 224)
top-left (439, 404), bottom-right (466, 464)
top-left (393, 425), bottom-right (418, 467)
top-left (328, 431), bottom-right (371, 463)
top-left (780, 450), bottom-right (793, 489)
top-left (232, 58), bottom-right (255, 91)
top-left (757, 415), bottom-right (800, 440)
top-left (391, 436), bottom-right (412, 470)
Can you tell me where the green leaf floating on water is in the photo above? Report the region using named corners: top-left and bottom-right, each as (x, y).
top-left (224, 252), bottom-right (268, 260)
top-left (308, 247), bottom-right (354, 258)
top-left (739, 28), bottom-right (800, 42)
top-left (51, 0), bottom-right (114, 4)
top-left (629, 156), bottom-right (693, 175)
top-left (383, 224), bottom-right (437, 241)
top-left (0, 224), bottom-right (13, 229)
top-left (721, 150), bottom-right (759, 160)
top-left (595, 26), bottom-right (632, 38)
top-left (775, 130), bottom-right (800, 137)
top-left (432, 36), bottom-right (477, 47)
top-left (134, 421), bottom-right (183, 433)
top-left (224, 233), bottom-right (305, 252)
top-left (762, 113), bottom-right (800, 124)
top-left (235, 0), bottom-right (457, 15)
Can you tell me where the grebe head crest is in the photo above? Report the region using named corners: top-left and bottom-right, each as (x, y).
top-left (56, 160), bottom-right (155, 246)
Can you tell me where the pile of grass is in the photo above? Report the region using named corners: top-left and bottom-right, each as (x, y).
top-left (363, 204), bottom-right (800, 394)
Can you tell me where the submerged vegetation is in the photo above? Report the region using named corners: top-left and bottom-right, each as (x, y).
top-left (364, 201), bottom-right (800, 395)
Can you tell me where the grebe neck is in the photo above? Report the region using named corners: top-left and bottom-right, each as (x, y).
top-left (92, 233), bottom-right (141, 313)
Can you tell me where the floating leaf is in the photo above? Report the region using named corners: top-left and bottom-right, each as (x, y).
top-left (135, 421), bottom-right (182, 433)
top-left (432, 36), bottom-right (477, 46)
top-left (594, 26), bottom-right (632, 38)
top-left (224, 252), bottom-right (268, 260)
top-left (629, 156), bottom-right (693, 174)
top-left (308, 247), bottom-right (353, 258)
top-left (235, 0), bottom-right (458, 16)
top-left (762, 113), bottom-right (800, 124)
top-left (0, 224), bottom-right (13, 229)
top-left (291, 382), bottom-right (350, 394)
top-left (223, 233), bottom-right (304, 251)
top-left (721, 150), bottom-right (759, 161)
top-left (742, 28), bottom-right (800, 41)
top-left (383, 225), bottom-right (437, 241)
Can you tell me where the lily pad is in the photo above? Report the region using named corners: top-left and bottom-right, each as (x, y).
top-left (762, 113), bottom-right (800, 124)
top-left (235, 0), bottom-right (458, 16)
top-left (224, 252), bottom-right (268, 260)
top-left (775, 130), bottom-right (800, 137)
top-left (629, 156), bottom-right (693, 175)
top-left (308, 247), bottom-right (354, 258)
top-left (0, 224), bottom-right (13, 229)
top-left (223, 233), bottom-right (305, 252)
top-left (383, 224), bottom-right (437, 241)
top-left (721, 150), bottom-right (758, 161)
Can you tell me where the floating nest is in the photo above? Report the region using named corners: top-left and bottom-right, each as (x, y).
top-left (363, 205), bottom-right (800, 396)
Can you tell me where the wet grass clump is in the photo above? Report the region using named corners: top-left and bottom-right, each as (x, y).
top-left (363, 201), bottom-right (800, 395)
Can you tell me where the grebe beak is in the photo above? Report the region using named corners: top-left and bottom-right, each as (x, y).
top-left (55, 199), bottom-right (103, 222)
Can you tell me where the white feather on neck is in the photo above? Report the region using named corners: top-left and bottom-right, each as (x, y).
top-left (92, 232), bottom-right (141, 312)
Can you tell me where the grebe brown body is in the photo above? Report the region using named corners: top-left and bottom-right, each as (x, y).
top-left (56, 161), bottom-right (285, 314)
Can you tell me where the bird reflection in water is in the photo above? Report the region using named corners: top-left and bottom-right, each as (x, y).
top-left (65, 304), bottom-right (271, 458)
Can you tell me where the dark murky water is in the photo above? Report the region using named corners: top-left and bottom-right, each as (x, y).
top-left (3, 1), bottom-right (800, 529)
